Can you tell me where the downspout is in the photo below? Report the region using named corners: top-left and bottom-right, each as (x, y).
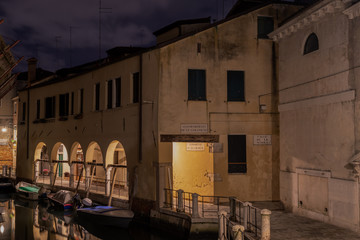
top-left (26, 88), bottom-right (29, 160)
top-left (139, 54), bottom-right (143, 163)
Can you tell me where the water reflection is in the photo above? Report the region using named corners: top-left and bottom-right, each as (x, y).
top-left (0, 194), bottom-right (173, 240)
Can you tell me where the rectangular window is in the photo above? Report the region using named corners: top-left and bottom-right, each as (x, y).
top-left (71, 92), bottom-right (74, 115)
top-left (45, 96), bottom-right (55, 118)
top-left (257, 16), bottom-right (274, 39)
top-left (227, 71), bottom-right (245, 101)
top-left (188, 69), bottom-right (206, 101)
top-left (80, 88), bottom-right (84, 114)
top-left (107, 80), bottom-right (113, 109)
top-left (228, 135), bottom-right (247, 173)
top-left (22, 102), bottom-right (26, 121)
top-left (95, 83), bottom-right (100, 111)
top-left (133, 72), bottom-right (139, 103)
top-left (59, 93), bottom-right (69, 117)
top-left (116, 77), bottom-right (121, 107)
top-left (36, 100), bottom-right (40, 119)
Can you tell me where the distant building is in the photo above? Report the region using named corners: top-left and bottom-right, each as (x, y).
top-left (270, 0), bottom-right (360, 232)
top-left (16, 0), bottom-right (306, 215)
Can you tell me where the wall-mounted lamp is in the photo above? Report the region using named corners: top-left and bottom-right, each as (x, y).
top-left (1, 128), bottom-right (6, 133)
top-left (259, 104), bottom-right (267, 112)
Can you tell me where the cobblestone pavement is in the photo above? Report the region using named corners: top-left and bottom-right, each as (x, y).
top-left (270, 210), bottom-right (360, 240)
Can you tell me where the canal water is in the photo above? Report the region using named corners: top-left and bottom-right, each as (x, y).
top-left (0, 193), bottom-right (183, 240)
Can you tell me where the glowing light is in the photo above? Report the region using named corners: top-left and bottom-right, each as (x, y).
top-left (1, 224), bottom-right (4, 234)
top-left (1, 128), bottom-right (6, 133)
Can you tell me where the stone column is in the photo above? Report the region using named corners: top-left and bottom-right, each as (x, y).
top-left (105, 167), bottom-right (113, 196)
top-left (85, 165), bottom-right (91, 190)
top-left (177, 189), bottom-right (184, 212)
top-left (218, 211), bottom-right (227, 240)
top-left (232, 225), bottom-right (245, 240)
top-left (69, 163), bottom-right (74, 188)
top-left (192, 193), bottom-right (200, 218)
top-left (230, 197), bottom-right (236, 221)
top-left (49, 163), bottom-right (54, 185)
top-left (261, 209), bottom-right (271, 240)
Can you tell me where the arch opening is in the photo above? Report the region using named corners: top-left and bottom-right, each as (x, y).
top-left (34, 142), bottom-right (50, 184)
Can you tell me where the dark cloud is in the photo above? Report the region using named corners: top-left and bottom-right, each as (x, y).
top-left (0, 0), bottom-right (233, 73)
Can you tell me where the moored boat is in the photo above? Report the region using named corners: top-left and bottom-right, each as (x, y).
top-left (47, 190), bottom-right (77, 211)
top-left (76, 206), bottom-right (134, 228)
top-left (0, 177), bottom-right (14, 193)
top-left (15, 181), bottom-right (40, 200)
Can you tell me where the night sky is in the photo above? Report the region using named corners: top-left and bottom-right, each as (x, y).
top-left (0, 0), bottom-right (237, 73)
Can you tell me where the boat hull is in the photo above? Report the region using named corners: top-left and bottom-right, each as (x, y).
top-left (76, 206), bottom-right (134, 228)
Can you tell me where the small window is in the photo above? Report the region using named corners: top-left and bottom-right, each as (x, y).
top-left (258, 16), bottom-right (274, 39)
top-left (95, 83), bottom-right (100, 111)
top-left (59, 93), bottom-right (69, 117)
top-left (304, 33), bottom-right (319, 55)
top-left (79, 89), bottom-right (84, 114)
top-left (228, 135), bottom-right (247, 173)
top-left (188, 69), bottom-right (206, 101)
top-left (116, 77), bottom-right (121, 107)
top-left (71, 92), bottom-right (74, 115)
top-left (107, 80), bottom-right (113, 109)
top-left (227, 71), bottom-right (245, 101)
top-left (36, 100), bottom-right (40, 119)
top-left (45, 96), bottom-right (55, 119)
top-left (133, 72), bottom-right (140, 103)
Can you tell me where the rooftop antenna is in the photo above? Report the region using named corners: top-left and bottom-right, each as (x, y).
top-left (69, 26), bottom-right (80, 67)
top-left (99, 0), bottom-right (112, 60)
top-left (55, 36), bottom-right (61, 69)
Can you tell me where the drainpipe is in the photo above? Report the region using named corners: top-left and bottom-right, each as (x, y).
top-left (139, 54), bottom-right (143, 163)
top-left (26, 58), bottom-right (37, 163)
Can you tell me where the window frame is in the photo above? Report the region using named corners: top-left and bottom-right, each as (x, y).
top-left (188, 69), bottom-right (206, 101)
top-left (257, 16), bottom-right (274, 39)
top-left (227, 70), bottom-right (245, 102)
top-left (303, 33), bottom-right (319, 55)
top-left (228, 135), bottom-right (247, 174)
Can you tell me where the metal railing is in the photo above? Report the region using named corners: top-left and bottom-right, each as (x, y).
top-left (163, 188), bottom-right (271, 239)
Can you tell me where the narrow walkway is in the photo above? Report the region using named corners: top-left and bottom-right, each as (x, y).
top-left (270, 210), bottom-right (360, 240)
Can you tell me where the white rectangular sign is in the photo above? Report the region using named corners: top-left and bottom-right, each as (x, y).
top-left (186, 143), bottom-right (205, 151)
top-left (180, 123), bottom-right (208, 133)
top-left (253, 135), bottom-right (272, 145)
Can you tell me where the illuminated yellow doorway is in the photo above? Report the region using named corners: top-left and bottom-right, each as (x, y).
top-left (172, 142), bottom-right (214, 196)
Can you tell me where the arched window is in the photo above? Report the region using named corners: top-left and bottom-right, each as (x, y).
top-left (304, 33), bottom-right (319, 55)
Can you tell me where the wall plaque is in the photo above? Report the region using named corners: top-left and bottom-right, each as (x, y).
top-left (186, 143), bottom-right (205, 151)
top-left (180, 123), bottom-right (208, 133)
top-left (253, 135), bottom-right (272, 145)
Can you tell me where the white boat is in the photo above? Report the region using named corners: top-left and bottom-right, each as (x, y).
top-left (15, 181), bottom-right (40, 200)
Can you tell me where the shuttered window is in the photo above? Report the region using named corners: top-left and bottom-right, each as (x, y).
top-left (257, 16), bottom-right (274, 39)
top-left (188, 69), bottom-right (206, 101)
top-left (95, 83), bottom-right (100, 111)
top-left (116, 77), bottom-right (121, 107)
top-left (227, 71), bottom-right (245, 101)
top-left (107, 80), bottom-right (113, 109)
top-left (228, 135), bottom-right (247, 173)
top-left (304, 33), bottom-right (319, 55)
top-left (59, 93), bottom-right (69, 117)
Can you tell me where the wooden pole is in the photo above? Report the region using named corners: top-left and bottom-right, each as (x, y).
top-left (51, 163), bottom-right (59, 190)
top-left (86, 165), bottom-right (96, 198)
top-left (107, 167), bottom-right (118, 206)
top-left (75, 164), bottom-right (84, 195)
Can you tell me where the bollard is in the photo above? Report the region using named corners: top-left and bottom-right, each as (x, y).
top-left (177, 189), bottom-right (184, 212)
top-left (261, 209), bottom-right (271, 240)
top-left (192, 193), bottom-right (200, 218)
top-left (232, 225), bottom-right (245, 240)
top-left (2, 165), bottom-right (7, 177)
top-left (243, 202), bottom-right (252, 231)
top-left (230, 197), bottom-right (236, 221)
top-left (218, 211), bottom-right (227, 240)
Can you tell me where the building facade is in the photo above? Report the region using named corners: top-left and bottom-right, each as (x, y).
top-left (270, 0), bottom-right (360, 231)
top-left (16, 1), bottom-right (304, 215)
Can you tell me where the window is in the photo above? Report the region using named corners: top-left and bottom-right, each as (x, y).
top-left (116, 77), bottom-right (121, 107)
top-left (79, 89), bottom-right (84, 114)
top-left (257, 16), bottom-right (274, 39)
top-left (95, 83), bottom-right (100, 111)
top-left (71, 92), bottom-right (74, 115)
top-left (228, 135), bottom-right (247, 173)
top-left (188, 69), bottom-right (206, 101)
top-left (133, 72), bottom-right (140, 103)
top-left (59, 93), bottom-right (69, 117)
top-left (22, 102), bottom-right (26, 122)
top-left (227, 71), bottom-right (245, 101)
top-left (45, 96), bottom-right (55, 118)
top-left (304, 33), bottom-right (319, 55)
top-left (36, 100), bottom-right (40, 119)
top-left (107, 80), bottom-right (113, 109)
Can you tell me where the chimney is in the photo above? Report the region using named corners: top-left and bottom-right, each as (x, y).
top-left (27, 57), bottom-right (37, 87)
